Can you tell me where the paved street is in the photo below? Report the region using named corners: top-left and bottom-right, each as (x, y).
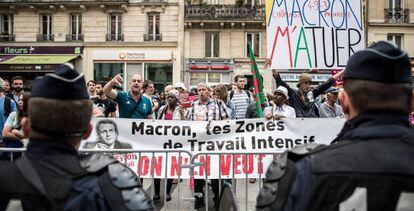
top-left (143, 179), bottom-right (261, 211)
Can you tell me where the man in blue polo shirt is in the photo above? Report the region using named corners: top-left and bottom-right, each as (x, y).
top-left (103, 74), bottom-right (153, 119)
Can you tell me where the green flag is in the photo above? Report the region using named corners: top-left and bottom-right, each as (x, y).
top-left (248, 42), bottom-right (265, 118)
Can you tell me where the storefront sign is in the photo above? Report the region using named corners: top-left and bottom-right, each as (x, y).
top-left (93, 50), bottom-right (172, 61)
top-left (210, 65), bottom-right (230, 70)
top-left (190, 65), bottom-right (209, 70)
top-left (0, 46), bottom-right (83, 55)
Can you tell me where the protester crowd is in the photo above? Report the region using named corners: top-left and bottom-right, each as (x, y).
top-left (0, 41), bottom-right (413, 210)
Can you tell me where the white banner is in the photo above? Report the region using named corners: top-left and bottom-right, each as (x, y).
top-left (266, 0), bottom-right (364, 69)
top-left (81, 118), bottom-right (345, 178)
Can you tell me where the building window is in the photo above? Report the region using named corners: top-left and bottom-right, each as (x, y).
top-left (388, 0), bottom-right (403, 9)
top-left (246, 32), bottom-right (261, 58)
top-left (94, 63), bottom-right (124, 82)
top-left (38, 14), bottom-right (53, 41)
top-left (107, 14), bottom-right (123, 41)
top-left (387, 34), bottom-right (403, 49)
top-left (190, 72), bottom-right (228, 87)
top-left (68, 13), bottom-right (82, 41)
top-left (205, 32), bottom-right (219, 58)
top-left (144, 63), bottom-right (173, 91)
top-left (0, 14), bottom-right (14, 41)
top-left (145, 13), bottom-right (161, 41)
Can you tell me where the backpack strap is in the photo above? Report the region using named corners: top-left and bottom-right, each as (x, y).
top-left (245, 90), bottom-right (251, 101)
top-left (229, 90), bottom-right (234, 100)
top-left (127, 95), bottom-right (142, 118)
top-left (15, 155), bottom-right (57, 209)
top-left (4, 96), bottom-right (11, 118)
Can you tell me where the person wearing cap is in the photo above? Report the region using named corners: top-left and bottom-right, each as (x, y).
top-left (264, 86), bottom-right (296, 120)
top-left (103, 74), bottom-right (153, 119)
top-left (0, 64), bottom-right (153, 210)
top-left (257, 41), bottom-right (414, 211)
top-left (272, 69), bottom-right (344, 117)
top-left (174, 82), bottom-right (186, 95)
top-left (319, 87), bottom-right (345, 118)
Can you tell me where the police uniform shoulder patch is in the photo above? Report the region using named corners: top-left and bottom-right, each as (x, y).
top-left (79, 153), bottom-right (118, 173)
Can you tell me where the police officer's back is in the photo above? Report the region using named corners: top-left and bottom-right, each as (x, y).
top-left (0, 64), bottom-right (153, 210)
top-left (257, 41), bottom-right (414, 211)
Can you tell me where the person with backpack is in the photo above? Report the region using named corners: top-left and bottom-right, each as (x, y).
top-left (0, 78), bottom-right (17, 142)
top-left (229, 75), bottom-right (254, 119)
top-left (2, 92), bottom-right (30, 141)
top-left (0, 64), bottom-right (153, 211)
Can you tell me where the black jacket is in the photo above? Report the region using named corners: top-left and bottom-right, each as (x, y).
top-left (273, 73), bottom-right (334, 117)
top-left (0, 139), bottom-right (152, 211)
top-left (257, 112), bottom-right (414, 211)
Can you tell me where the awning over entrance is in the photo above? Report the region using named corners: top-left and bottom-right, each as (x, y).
top-left (0, 55), bottom-right (78, 64)
top-left (0, 55), bottom-right (79, 72)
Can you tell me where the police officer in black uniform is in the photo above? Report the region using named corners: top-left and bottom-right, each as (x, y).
top-left (0, 63), bottom-right (153, 211)
top-left (256, 41), bottom-right (414, 211)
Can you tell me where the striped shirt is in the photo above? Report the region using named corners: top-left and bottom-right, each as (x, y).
top-left (230, 90), bottom-right (252, 119)
top-left (186, 99), bottom-right (229, 121)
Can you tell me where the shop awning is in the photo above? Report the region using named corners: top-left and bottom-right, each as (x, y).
top-left (0, 55), bottom-right (79, 72)
top-left (0, 55), bottom-right (78, 64)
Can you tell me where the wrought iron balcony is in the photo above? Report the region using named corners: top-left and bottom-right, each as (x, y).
top-left (66, 34), bottom-right (84, 41)
top-left (0, 34), bottom-right (15, 42)
top-left (37, 34), bottom-right (54, 42)
top-left (185, 4), bottom-right (265, 21)
top-left (384, 8), bottom-right (409, 23)
top-left (144, 34), bottom-right (162, 41)
top-left (106, 34), bottom-right (124, 41)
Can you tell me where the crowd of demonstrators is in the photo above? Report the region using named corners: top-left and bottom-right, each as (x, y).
top-left (257, 41), bottom-right (414, 211)
top-left (229, 75), bottom-right (254, 119)
top-left (0, 63), bottom-right (153, 210)
top-left (273, 69), bottom-right (344, 117)
top-left (186, 82), bottom-right (230, 209)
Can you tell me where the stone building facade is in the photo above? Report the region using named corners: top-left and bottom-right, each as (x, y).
top-left (0, 0), bottom-right (183, 91)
